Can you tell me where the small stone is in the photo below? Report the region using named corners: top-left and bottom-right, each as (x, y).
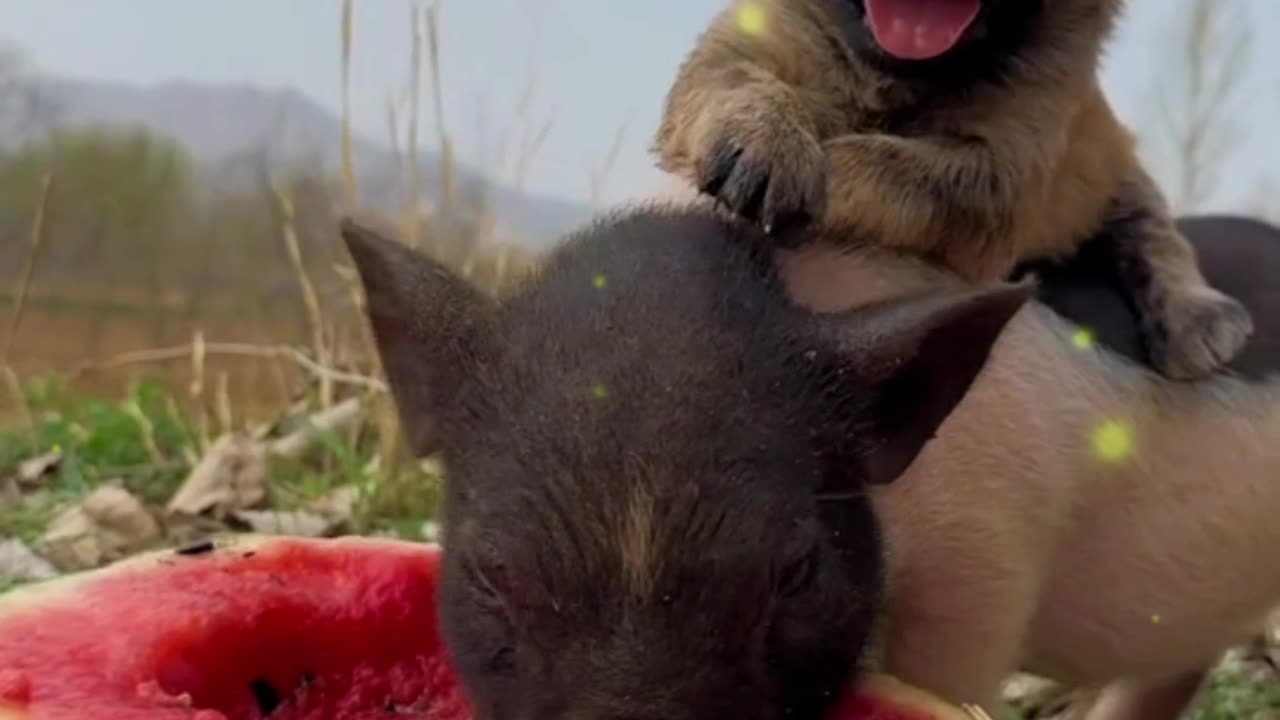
top-left (0, 539), bottom-right (58, 581)
top-left (306, 485), bottom-right (359, 527)
top-left (232, 510), bottom-right (332, 538)
top-left (37, 485), bottom-right (161, 570)
top-left (420, 521), bottom-right (441, 542)
top-left (167, 433), bottom-right (267, 518)
top-left (15, 449), bottom-right (63, 486)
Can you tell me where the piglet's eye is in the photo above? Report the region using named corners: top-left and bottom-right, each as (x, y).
top-left (778, 551), bottom-right (818, 598)
top-left (474, 562), bottom-right (507, 600)
top-left (464, 548), bottom-right (511, 605)
top-left (487, 645), bottom-right (516, 675)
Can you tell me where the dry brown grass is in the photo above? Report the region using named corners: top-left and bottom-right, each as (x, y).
top-left (1152, 0), bottom-right (1255, 211)
top-left (4, 4), bottom-right (545, 371)
top-left (0, 0), bottom-right (618, 510)
top-left (1, 170), bottom-right (52, 367)
top-left (0, 301), bottom-right (305, 416)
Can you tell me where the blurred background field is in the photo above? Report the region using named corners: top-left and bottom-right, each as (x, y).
top-left (0, 0), bottom-right (1278, 717)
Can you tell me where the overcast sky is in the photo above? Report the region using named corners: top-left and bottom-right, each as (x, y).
top-left (0, 0), bottom-right (1276, 211)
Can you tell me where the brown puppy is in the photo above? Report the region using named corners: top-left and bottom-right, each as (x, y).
top-left (653, 0), bottom-right (1252, 381)
top-left (343, 205), bottom-right (1280, 720)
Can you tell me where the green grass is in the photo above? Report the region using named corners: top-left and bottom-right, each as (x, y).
top-left (0, 372), bottom-right (442, 546)
top-left (1191, 665), bottom-right (1280, 719)
top-left (1005, 669), bottom-right (1280, 719)
top-left (0, 576), bottom-right (27, 594)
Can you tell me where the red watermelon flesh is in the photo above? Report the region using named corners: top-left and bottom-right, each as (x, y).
top-left (0, 535), bottom-right (974, 720)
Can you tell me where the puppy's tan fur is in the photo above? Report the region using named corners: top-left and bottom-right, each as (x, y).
top-left (655, 0), bottom-right (1252, 381)
top-left (781, 241), bottom-right (1280, 719)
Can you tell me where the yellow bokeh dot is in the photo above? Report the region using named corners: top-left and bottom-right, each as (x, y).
top-left (1151, 614), bottom-right (1161, 624)
top-left (736, 2), bottom-right (766, 35)
top-left (590, 383), bottom-right (609, 400)
top-left (1071, 327), bottom-right (1094, 350)
top-left (1092, 420), bottom-right (1134, 463)
top-left (593, 274), bottom-right (607, 289)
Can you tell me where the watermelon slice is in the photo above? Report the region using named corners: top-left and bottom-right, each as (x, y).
top-left (0, 535), bottom-right (976, 720)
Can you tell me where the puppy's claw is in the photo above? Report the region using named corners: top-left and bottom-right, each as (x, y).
top-left (689, 116), bottom-right (826, 240)
top-left (720, 157), bottom-right (770, 222)
top-left (698, 139), bottom-right (742, 199)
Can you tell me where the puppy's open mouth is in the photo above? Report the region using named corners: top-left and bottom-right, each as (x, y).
top-left (863, 0), bottom-right (982, 60)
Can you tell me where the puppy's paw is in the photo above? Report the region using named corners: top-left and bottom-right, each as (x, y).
top-left (692, 107), bottom-right (827, 236)
top-left (1148, 285), bottom-right (1253, 380)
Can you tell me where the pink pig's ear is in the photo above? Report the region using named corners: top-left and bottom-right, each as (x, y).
top-left (805, 279), bottom-right (1033, 487)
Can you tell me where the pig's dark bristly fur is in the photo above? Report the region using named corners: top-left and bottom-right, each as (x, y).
top-left (340, 205), bottom-right (1029, 720)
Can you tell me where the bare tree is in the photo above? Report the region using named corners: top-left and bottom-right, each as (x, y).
top-left (0, 43), bottom-right (58, 137)
top-left (1149, 0), bottom-right (1255, 212)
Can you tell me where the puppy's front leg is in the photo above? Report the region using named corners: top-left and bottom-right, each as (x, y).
top-left (1103, 166), bottom-right (1253, 380)
top-left (821, 133), bottom-right (1027, 282)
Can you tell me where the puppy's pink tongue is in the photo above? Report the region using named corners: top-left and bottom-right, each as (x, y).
top-left (864, 0), bottom-right (981, 60)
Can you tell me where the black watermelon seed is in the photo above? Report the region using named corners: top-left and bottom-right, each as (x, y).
top-left (174, 540), bottom-right (215, 556)
top-left (250, 678), bottom-right (282, 715)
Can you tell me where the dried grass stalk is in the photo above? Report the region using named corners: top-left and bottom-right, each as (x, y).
top-left (2, 171), bottom-right (53, 367)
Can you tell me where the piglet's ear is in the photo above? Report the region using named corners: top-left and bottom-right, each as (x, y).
top-left (809, 280), bottom-right (1033, 487)
top-left (340, 217), bottom-right (500, 457)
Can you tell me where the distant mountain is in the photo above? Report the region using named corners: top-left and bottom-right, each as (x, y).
top-left (0, 74), bottom-right (591, 247)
